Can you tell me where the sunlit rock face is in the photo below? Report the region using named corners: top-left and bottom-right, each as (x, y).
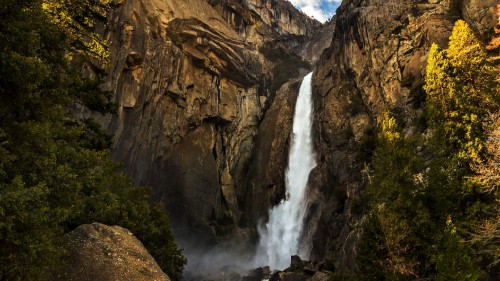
top-left (310, 0), bottom-right (500, 270)
top-left (208, 0), bottom-right (320, 37)
top-left (72, 0), bottom-right (332, 252)
top-left (462, 0), bottom-right (499, 32)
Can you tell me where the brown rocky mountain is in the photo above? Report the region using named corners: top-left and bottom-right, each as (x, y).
top-left (76, 0), bottom-right (499, 273)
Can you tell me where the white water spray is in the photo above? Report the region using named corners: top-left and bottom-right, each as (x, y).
top-left (255, 72), bottom-right (317, 270)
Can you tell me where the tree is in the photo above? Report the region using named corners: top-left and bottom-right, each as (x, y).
top-left (354, 20), bottom-right (498, 281)
top-left (472, 113), bottom-right (500, 269)
top-left (0, 1), bottom-right (186, 280)
top-left (424, 20), bottom-right (499, 165)
top-left (423, 19), bottom-right (500, 280)
top-left (356, 112), bottom-right (431, 280)
top-left (41, 0), bottom-right (116, 63)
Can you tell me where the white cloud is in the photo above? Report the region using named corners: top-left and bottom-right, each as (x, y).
top-left (300, 5), bottom-right (328, 22)
top-left (288, 0), bottom-right (341, 22)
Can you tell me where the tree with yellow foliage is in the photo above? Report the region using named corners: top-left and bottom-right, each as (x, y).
top-left (423, 19), bottom-right (499, 280)
top-left (425, 20), bottom-right (499, 165)
top-left (42, 0), bottom-right (116, 63)
top-left (355, 20), bottom-right (499, 281)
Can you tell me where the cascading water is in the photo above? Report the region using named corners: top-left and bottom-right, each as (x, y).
top-left (255, 72), bottom-right (317, 270)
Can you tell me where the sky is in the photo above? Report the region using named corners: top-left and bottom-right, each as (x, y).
top-left (288, 0), bottom-right (342, 23)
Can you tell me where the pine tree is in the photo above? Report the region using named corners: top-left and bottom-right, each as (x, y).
top-left (356, 112), bottom-right (430, 280)
top-left (355, 20), bottom-right (499, 280)
top-left (0, 1), bottom-right (186, 279)
top-left (425, 20), bottom-right (498, 165)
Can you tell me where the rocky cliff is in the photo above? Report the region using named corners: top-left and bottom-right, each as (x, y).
top-left (75, 0), bottom-right (498, 273)
top-left (73, 0), bottom-right (328, 252)
top-left (309, 0), bottom-right (499, 270)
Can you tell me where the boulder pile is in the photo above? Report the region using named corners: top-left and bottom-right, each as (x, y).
top-left (243, 256), bottom-right (332, 281)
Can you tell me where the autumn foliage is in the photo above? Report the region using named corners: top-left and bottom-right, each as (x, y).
top-left (351, 20), bottom-right (500, 281)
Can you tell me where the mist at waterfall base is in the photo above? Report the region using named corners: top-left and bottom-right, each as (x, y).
top-left (180, 73), bottom-right (316, 279)
top-left (181, 238), bottom-right (256, 279)
top-left (254, 72), bottom-right (317, 270)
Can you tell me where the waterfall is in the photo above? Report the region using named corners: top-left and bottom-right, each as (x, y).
top-left (255, 72), bottom-right (317, 270)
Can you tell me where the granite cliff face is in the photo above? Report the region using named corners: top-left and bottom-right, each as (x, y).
top-left (309, 0), bottom-right (499, 270)
top-left (75, 0), bottom-right (499, 271)
top-left (74, 0), bottom-right (326, 251)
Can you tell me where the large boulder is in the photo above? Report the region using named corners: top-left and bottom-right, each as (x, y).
top-left (58, 223), bottom-right (169, 281)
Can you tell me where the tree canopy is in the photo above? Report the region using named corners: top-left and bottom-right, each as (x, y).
top-left (0, 0), bottom-right (186, 280)
top-left (348, 20), bottom-right (500, 281)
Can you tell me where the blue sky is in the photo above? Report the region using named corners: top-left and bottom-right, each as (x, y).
top-left (288, 0), bottom-right (342, 22)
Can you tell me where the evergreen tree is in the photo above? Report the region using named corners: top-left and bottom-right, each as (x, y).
top-left (472, 113), bottom-right (500, 269)
top-left (356, 112), bottom-right (432, 280)
top-left (425, 20), bottom-right (498, 165)
top-left (354, 20), bottom-right (499, 280)
top-left (41, 0), bottom-right (116, 63)
top-left (0, 1), bottom-right (186, 280)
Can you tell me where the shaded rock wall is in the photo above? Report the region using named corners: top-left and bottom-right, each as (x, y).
top-left (310, 0), bottom-right (500, 270)
top-left (243, 77), bottom-right (303, 226)
top-left (299, 19), bottom-right (336, 65)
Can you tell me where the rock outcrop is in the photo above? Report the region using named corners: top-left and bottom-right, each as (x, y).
top-left (309, 0), bottom-right (500, 270)
top-left (183, 256), bottom-right (332, 281)
top-left (208, 0), bottom-right (320, 37)
top-left (246, 256), bottom-right (332, 281)
top-left (59, 223), bottom-right (169, 281)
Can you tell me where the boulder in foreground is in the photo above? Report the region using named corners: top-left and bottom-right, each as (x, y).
top-left (58, 223), bottom-right (170, 281)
